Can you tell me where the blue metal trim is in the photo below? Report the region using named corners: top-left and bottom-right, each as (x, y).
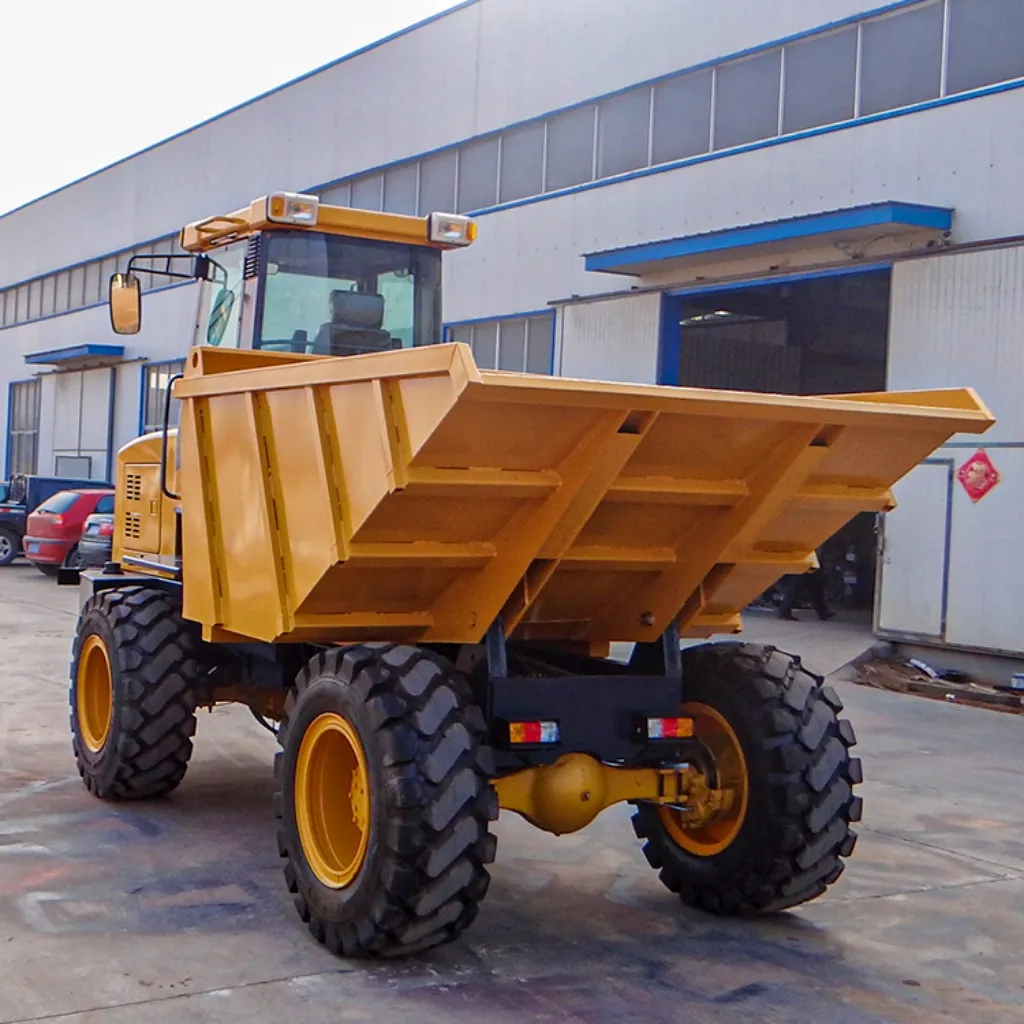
top-left (0, 0), bottom-right (480, 223)
top-left (585, 204), bottom-right (951, 273)
top-left (0, 279), bottom-right (193, 334)
top-left (104, 366), bottom-right (117, 482)
top-left (657, 294), bottom-right (684, 386)
top-left (467, 78), bottom-right (1024, 220)
top-left (443, 309), bottom-right (552, 328)
top-left (24, 344), bottom-right (124, 365)
top-left (548, 311), bottom-right (557, 375)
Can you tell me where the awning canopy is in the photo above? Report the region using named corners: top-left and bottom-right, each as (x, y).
top-left (24, 343), bottom-right (125, 369)
top-left (584, 202), bottom-right (954, 278)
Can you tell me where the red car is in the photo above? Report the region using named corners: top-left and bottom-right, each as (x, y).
top-left (24, 489), bottom-right (115, 576)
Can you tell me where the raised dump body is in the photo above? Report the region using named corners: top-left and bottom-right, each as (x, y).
top-left (171, 342), bottom-right (993, 647)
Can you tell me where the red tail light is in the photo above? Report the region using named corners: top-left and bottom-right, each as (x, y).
top-left (52, 515), bottom-right (63, 528)
top-left (99, 522), bottom-right (114, 537)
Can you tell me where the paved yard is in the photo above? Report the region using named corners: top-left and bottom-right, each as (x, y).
top-left (0, 565), bottom-right (1022, 1023)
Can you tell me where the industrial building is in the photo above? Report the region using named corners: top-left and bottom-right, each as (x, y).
top-left (2, 0), bottom-right (1023, 658)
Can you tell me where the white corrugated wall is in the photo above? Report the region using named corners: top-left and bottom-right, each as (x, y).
top-left (556, 292), bottom-right (662, 384)
top-left (886, 246), bottom-right (1024, 653)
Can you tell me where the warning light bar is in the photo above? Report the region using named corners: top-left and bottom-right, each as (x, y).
top-left (644, 717), bottom-right (694, 740)
top-left (508, 721), bottom-right (560, 745)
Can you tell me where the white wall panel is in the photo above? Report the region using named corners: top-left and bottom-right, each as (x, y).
top-left (889, 247), bottom-right (1024, 441)
top-left (886, 246), bottom-right (1024, 653)
top-left (557, 292), bottom-right (661, 384)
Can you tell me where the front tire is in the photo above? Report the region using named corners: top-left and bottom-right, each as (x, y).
top-left (70, 586), bottom-right (199, 799)
top-left (275, 644), bottom-right (497, 958)
top-left (632, 643), bottom-right (862, 915)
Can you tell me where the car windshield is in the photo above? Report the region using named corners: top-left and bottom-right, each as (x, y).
top-left (36, 492), bottom-right (78, 514)
top-left (256, 231), bottom-right (442, 355)
top-left (94, 495), bottom-right (115, 514)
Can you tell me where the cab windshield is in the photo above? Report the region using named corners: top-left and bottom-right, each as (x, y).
top-left (256, 230), bottom-right (442, 354)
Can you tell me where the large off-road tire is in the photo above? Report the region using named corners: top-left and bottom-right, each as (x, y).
top-left (70, 586), bottom-right (199, 799)
top-left (275, 644), bottom-right (497, 958)
top-left (633, 642), bottom-right (862, 915)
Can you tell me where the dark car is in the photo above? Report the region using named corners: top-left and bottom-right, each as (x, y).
top-left (77, 510), bottom-right (115, 568)
top-left (24, 490), bottom-right (115, 576)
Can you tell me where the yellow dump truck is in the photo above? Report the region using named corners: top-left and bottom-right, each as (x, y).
top-left (67, 192), bottom-right (993, 958)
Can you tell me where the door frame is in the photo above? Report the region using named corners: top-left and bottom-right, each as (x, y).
top-left (873, 457), bottom-right (954, 643)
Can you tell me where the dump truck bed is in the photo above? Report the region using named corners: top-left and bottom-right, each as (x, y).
top-left (172, 343), bottom-right (993, 646)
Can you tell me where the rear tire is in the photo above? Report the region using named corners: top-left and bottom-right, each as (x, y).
top-left (70, 586), bottom-right (199, 799)
top-left (0, 528), bottom-right (18, 566)
top-left (62, 544), bottom-right (86, 570)
top-left (275, 643), bottom-right (497, 958)
top-left (632, 642), bottom-right (862, 915)
top-left (36, 563), bottom-right (60, 578)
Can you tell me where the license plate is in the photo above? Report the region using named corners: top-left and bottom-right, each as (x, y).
top-left (26, 543), bottom-right (39, 555)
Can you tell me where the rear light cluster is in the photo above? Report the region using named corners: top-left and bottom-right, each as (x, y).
top-left (98, 521), bottom-right (114, 537)
top-left (644, 717), bottom-right (694, 740)
top-left (507, 720), bottom-right (560, 745)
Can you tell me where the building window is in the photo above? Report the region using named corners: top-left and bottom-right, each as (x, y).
top-left (597, 87), bottom-right (651, 178)
top-left (652, 69), bottom-right (713, 164)
top-left (499, 122), bottom-right (545, 202)
top-left (383, 163), bottom-right (418, 215)
top-left (457, 137), bottom-right (499, 213)
top-left (714, 50), bottom-right (782, 149)
top-left (447, 313), bottom-right (554, 374)
top-left (859, 3), bottom-right (944, 115)
top-left (351, 173), bottom-right (383, 211)
top-left (418, 150), bottom-right (457, 215)
top-left (783, 27), bottom-right (858, 133)
top-left (7, 379), bottom-right (41, 475)
top-left (947, 0), bottom-right (1024, 95)
top-left (545, 106), bottom-right (596, 191)
top-left (141, 360), bottom-right (185, 434)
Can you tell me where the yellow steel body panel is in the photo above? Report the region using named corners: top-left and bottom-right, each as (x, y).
top-left (179, 195), bottom-right (465, 253)
top-left (113, 432), bottom-right (181, 568)
top-left (161, 342), bottom-right (993, 646)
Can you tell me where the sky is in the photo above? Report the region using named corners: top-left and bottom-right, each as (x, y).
top-left (0, 0), bottom-right (460, 215)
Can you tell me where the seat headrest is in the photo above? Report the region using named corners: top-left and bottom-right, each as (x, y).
top-left (330, 290), bottom-right (385, 329)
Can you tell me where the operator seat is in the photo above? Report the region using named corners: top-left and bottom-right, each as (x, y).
top-left (312, 290), bottom-right (396, 357)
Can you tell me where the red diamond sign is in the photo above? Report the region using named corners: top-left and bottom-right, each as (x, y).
top-left (957, 450), bottom-right (1000, 503)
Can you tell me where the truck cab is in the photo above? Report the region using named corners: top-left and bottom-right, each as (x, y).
top-left (109, 192), bottom-right (475, 357)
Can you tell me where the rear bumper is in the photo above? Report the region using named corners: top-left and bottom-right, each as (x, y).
top-left (22, 537), bottom-right (69, 564)
top-left (77, 537), bottom-right (112, 567)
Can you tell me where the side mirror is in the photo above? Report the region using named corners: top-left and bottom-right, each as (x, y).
top-left (109, 273), bottom-right (142, 335)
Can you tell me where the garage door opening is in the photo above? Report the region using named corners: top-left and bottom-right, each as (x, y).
top-left (662, 268), bottom-right (892, 615)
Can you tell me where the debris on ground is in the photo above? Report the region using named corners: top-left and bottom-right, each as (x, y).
top-left (854, 659), bottom-right (1022, 715)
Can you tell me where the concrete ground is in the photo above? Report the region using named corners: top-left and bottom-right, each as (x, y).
top-left (1, 565), bottom-right (1023, 1023)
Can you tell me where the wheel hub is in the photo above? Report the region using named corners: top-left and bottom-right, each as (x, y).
top-left (76, 634), bottom-right (114, 753)
top-left (294, 712), bottom-right (371, 889)
top-left (658, 701), bottom-right (749, 856)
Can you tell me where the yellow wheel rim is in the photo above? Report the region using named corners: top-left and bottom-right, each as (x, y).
top-left (294, 712), bottom-right (371, 889)
top-left (659, 702), bottom-right (749, 857)
top-left (76, 634), bottom-right (114, 754)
